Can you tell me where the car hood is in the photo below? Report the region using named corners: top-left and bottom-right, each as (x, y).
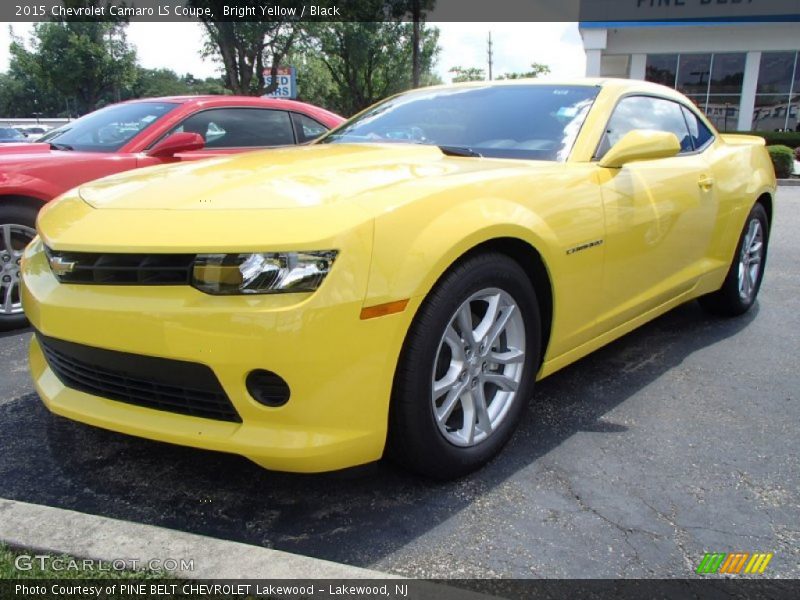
top-left (0, 142), bottom-right (106, 165)
top-left (40, 144), bottom-right (561, 253)
top-left (78, 143), bottom-right (547, 211)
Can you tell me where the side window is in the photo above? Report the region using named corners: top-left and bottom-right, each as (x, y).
top-left (170, 108), bottom-right (295, 148)
top-left (680, 106), bottom-right (715, 151)
top-left (597, 96), bottom-right (694, 159)
top-left (291, 113), bottom-right (329, 143)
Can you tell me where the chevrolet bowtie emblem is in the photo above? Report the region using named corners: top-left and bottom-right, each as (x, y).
top-left (48, 255), bottom-right (77, 276)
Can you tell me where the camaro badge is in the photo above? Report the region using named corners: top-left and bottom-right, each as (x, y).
top-left (566, 239), bottom-right (603, 255)
top-left (48, 255), bottom-right (77, 276)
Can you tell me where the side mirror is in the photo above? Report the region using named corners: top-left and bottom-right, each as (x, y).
top-left (598, 130), bottom-right (681, 168)
top-left (147, 132), bottom-right (205, 158)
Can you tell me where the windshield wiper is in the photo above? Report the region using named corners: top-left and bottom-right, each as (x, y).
top-left (438, 145), bottom-right (482, 158)
top-left (49, 142), bottom-right (74, 151)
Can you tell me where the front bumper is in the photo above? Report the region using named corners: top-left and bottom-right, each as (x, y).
top-left (22, 236), bottom-right (415, 473)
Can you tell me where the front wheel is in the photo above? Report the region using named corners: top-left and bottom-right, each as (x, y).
top-left (0, 204), bottom-right (39, 331)
top-left (699, 202), bottom-right (769, 317)
top-left (387, 253), bottom-right (541, 479)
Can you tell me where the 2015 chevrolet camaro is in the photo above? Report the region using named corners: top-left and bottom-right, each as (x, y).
top-left (22, 79), bottom-right (776, 478)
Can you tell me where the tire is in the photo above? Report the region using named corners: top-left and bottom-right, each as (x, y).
top-left (0, 203), bottom-right (39, 332)
top-left (387, 252), bottom-right (541, 479)
top-left (699, 202), bottom-right (769, 317)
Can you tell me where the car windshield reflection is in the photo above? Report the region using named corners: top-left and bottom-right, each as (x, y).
top-left (322, 84), bottom-right (600, 162)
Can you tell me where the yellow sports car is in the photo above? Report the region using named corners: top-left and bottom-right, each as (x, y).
top-left (22, 79), bottom-right (775, 478)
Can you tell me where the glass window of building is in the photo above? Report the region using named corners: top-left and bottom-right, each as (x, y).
top-left (677, 54), bottom-right (712, 104)
top-left (645, 54), bottom-right (678, 87)
top-left (645, 52), bottom-right (745, 132)
top-left (753, 51), bottom-right (799, 132)
top-left (794, 55), bottom-right (800, 132)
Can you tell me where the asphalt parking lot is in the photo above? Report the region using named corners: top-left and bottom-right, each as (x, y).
top-left (1, 188), bottom-right (798, 579)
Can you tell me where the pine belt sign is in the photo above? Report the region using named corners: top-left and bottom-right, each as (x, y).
top-left (263, 67), bottom-right (297, 99)
top-left (579, 0), bottom-right (800, 21)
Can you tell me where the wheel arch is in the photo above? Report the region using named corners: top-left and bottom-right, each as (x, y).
top-left (447, 237), bottom-right (554, 367)
top-left (394, 234), bottom-right (555, 370)
top-left (756, 191), bottom-right (773, 227)
top-left (0, 194), bottom-right (49, 213)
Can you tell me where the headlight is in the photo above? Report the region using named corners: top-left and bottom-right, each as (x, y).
top-left (192, 251), bottom-right (337, 295)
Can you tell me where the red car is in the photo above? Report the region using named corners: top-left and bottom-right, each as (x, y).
top-left (0, 95), bottom-right (343, 330)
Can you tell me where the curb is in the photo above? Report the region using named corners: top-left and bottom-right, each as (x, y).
top-left (777, 179), bottom-right (800, 187)
top-left (0, 497), bottom-right (397, 580)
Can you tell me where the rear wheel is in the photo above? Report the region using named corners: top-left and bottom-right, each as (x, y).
top-left (699, 202), bottom-right (769, 317)
top-left (0, 204), bottom-right (38, 331)
top-left (387, 253), bottom-right (540, 479)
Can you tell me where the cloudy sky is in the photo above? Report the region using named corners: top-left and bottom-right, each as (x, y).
top-left (0, 21), bottom-right (586, 84)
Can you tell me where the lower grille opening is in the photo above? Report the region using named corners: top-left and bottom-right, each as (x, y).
top-left (37, 332), bottom-right (241, 423)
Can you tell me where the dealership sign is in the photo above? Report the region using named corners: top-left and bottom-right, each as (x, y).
top-left (580, 0), bottom-right (800, 21)
top-left (263, 67), bottom-right (297, 99)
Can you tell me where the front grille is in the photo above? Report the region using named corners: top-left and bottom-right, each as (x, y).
top-left (45, 247), bottom-right (195, 285)
top-left (37, 332), bottom-right (241, 423)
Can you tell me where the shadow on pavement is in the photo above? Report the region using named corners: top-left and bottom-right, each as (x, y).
top-left (0, 301), bottom-right (757, 568)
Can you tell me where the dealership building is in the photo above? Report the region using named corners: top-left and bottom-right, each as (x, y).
top-left (579, 21), bottom-right (800, 132)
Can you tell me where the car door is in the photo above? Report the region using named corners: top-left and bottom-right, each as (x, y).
top-left (144, 107), bottom-right (298, 164)
top-left (594, 95), bottom-right (717, 333)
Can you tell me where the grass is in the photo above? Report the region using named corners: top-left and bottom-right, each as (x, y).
top-left (0, 543), bottom-right (163, 579)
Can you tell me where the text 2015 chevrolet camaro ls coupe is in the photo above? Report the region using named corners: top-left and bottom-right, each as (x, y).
top-left (22, 79), bottom-right (775, 479)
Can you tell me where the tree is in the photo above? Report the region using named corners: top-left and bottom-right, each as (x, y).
top-left (130, 68), bottom-right (228, 98)
top-left (398, 0), bottom-right (437, 88)
top-left (286, 50), bottom-right (338, 110)
top-left (449, 66), bottom-right (485, 82)
top-left (132, 68), bottom-right (191, 98)
top-left (497, 63), bottom-right (551, 80)
top-left (306, 21), bottom-right (440, 116)
top-left (189, 1), bottom-right (302, 95)
top-left (8, 20), bottom-right (137, 114)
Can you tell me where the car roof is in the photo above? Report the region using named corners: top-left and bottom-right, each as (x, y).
top-left (117, 95), bottom-right (342, 124)
top-left (122, 94), bottom-right (331, 111)
top-left (404, 77), bottom-right (677, 94)
top-left (388, 77), bottom-right (696, 110)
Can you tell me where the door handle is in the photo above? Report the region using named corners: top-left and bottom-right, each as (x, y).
top-left (698, 176), bottom-right (715, 190)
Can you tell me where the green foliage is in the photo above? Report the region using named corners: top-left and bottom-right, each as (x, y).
top-left (189, 1), bottom-right (302, 96)
top-left (288, 51), bottom-right (339, 110)
top-left (0, 543), bottom-right (160, 580)
top-left (735, 131), bottom-right (800, 148)
top-left (14, 21), bottom-right (137, 114)
top-left (449, 66), bottom-right (485, 83)
top-left (303, 21), bottom-right (440, 116)
top-left (1, 2), bottom-right (444, 118)
top-left (132, 68), bottom-right (228, 98)
top-left (766, 145), bottom-right (795, 178)
top-left (497, 63), bottom-right (551, 80)
top-left (448, 62), bottom-right (551, 84)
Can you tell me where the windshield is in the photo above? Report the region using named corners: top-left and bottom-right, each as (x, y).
top-left (41, 101), bottom-right (179, 152)
top-left (0, 128), bottom-right (25, 141)
top-left (321, 84), bottom-right (599, 162)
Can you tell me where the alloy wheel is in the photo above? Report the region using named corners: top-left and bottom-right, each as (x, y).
top-left (1, 223), bottom-right (35, 316)
top-left (431, 288), bottom-right (526, 447)
top-left (738, 218), bottom-right (763, 302)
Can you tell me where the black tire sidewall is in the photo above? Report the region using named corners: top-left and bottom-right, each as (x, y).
top-left (722, 203), bottom-right (769, 314)
top-left (390, 253), bottom-right (541, 478)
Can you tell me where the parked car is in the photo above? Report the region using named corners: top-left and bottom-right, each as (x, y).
top-left (0, 127), bottom-right (29, 144)
top-left (0, 95), bottom-right (343, 329)
top-left (23, 79), bottom-right (775, 478)
top-left (17, 125), bottom-right (52, 140)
